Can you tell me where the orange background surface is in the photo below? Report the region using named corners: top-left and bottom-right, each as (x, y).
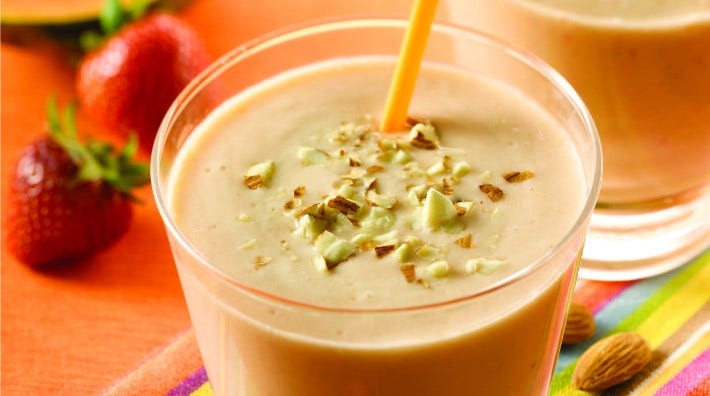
top-left (1, 0), bottom-right (414, 394)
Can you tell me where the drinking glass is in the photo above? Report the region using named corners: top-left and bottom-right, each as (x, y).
top-left (152, 18), bottom-right (601, 395)
top-left (445, 0), bottom-right (710, 280)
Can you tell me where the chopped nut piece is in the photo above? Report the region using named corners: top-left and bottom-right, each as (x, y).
top-left (359, 241), bottom-right (377, 252)
top-left (465, 258), bottom-right (506, 274)
top-left (422, 188), bottom-right (457, 230)
top-left (295, 214), bottom-right (328, 241)
top-left (375, 244), bottom-right (396, 258)
top-left (427, 261), bottom-right (450, 278)
top-left (479, 184), bottom-right (504, 202)
top-left (426, 161), bottom-right (447, 176)
top-left (394, 243), bottom-right (413, 262)
top-left (367, 165), bottom-right (385, 173)
top-left (400, 264), bottom-right (417, 283)
top-left (238, 239), bottom-right (257, 250)
top-left (349, 157), bottom-right (361, 167)
top-left (245, 160), bottom-right (275, 188)
top-left (452, 161), bottom-right (472, 177)
top-left (327, 195), bottom-right (360, 215)
top-left (407, 190), bottom-right (423, 207)
top-left (408, 123), bottom-right (439, 150)
top-left (416, 279), bottom-right (432, 288)
top-left (392, 150), bottom-right (412, 165)
top-left (244, 174), bottom-right (263, 190)
top-left (410, 132), bottom-right (437, 150)
top-left (363, 176), bottom-right (377, 191)
top-left (351, 233), bottom-right (372, 245)
top-left (454, 201), bottom-right (474, 216)
top-left (503, 171), bottom-right (535, 183)
top-left (360, 207), bottom-right (396, 233)
top-left (254, 256), bottom-right (271, 267)
top-left (441, 178), bottom-right (453, 195)
top-left (378, 139), bottom-right (398, 151)
top-left (366, 190), bottom-right (397, 209)
top-left (416, 244), bottom-right (441, 262)
top-left (298, 147), bottom-right (330, 165)
top-left (314, 231), bottom-right (356, 269)
top-left (293, 186), bottom-right (306, 197)
top-left (373, 230), bottom-right (399, 245)
top-left (283, 198), bottom-right (303, 210)
top-left (313, 256), bottom-right (329, 272)
top-left (336, 185), bottom-right (366, 205)
top-left (455, 234), bottom-right (472, 248)
top-left (440, 219), bottom-right (466, 234)
top-left (294, 203), bottom-right (319, 219)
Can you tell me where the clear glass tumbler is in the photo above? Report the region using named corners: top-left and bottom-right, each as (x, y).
top-left (444, 0), bottom-right (710, 280)
top-left (152, 18), bottom-right (601, 396)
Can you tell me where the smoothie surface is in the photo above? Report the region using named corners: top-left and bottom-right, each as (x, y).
top-left (517, 0), bottom-right (709, 23)
top-left (168, 58), bottom-right (586, 309)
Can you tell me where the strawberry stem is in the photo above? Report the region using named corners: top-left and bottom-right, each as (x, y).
top-left (46, 97), bottom-right (150, 195)
top-left (80, 0), bottom-right (153, 52)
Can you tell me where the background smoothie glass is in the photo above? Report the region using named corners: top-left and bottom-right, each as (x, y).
top-left (444, 0), bottom-right (710, 280)
top-left (152, 18), bottom-right (601, 395)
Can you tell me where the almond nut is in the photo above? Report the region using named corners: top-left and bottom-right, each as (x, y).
top-left (563, 302), bottom-right (595, 344)
top-left (572, 332), bottom-right (652, 392)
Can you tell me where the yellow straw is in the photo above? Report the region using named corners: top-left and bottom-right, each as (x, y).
top-left (380, 0), bottom-right (439, 133)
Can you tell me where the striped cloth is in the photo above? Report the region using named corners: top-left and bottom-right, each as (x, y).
top-left (104, 250), bottom-right (709, 396)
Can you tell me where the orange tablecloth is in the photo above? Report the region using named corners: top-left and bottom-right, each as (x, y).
top-left (3, 1), bottom-right (709, 395)
top-left (1, 1), bottom-right (411, 394)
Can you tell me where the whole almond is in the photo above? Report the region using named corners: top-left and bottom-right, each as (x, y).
top-left (563, 302), bottom-right (595, 344)
top-left (573, 332), bottom-right (652, 392)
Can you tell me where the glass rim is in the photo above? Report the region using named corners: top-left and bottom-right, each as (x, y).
top-left (151, 16), bottom-right (602, 314)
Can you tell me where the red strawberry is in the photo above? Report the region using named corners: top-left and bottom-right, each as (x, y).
top-left (5, 99), bottom-right (150, 267)
top-left (76, 7), bottom-right (210, 152)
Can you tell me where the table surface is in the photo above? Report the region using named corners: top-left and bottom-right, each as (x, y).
top-left (2, 1), bottom-right (708, 395)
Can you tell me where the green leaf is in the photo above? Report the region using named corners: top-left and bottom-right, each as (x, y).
top-left (47, 96), bottom-right (61, 135)
top-left (128, 0), bottom-right (153, 20)
top-left (79, 31), bottom-right (105, 52)
top-left (100, 0), bottom-right (126, 35)
top-left (45, 97), bottom-right (150, 196)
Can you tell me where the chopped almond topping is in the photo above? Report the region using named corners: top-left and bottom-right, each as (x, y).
top-left (442, 178), bottom-right (453, 195)
top-left (400, 264), bottom-right (417, 283)
top-left (293, 185), bottom-right (306, 197)
top-left (244, 175), bottom-right (263, 190)
top-left (479, 184), bottom-right (504, 202)
top-left (359, 241), bottom-right (376, 252)
top-left (442, 155), bottom-right (452, 170)
top-left (455, 205), bottom-right (467, 216)
top-left (254, 256), bottom-right (271, 268)
top-left (416, 279), bottom-right (432, 288)
top-left (294, 203), bottom-right (319, 219)
top-left (503, 171), bottom-right (535, 183)
top-left (283, 198), bottom-right (303, 210)
top-left (375, 245), bottom-right (396, 258)
top-left (455, 234), bottom-right (472, 248)
top-left (349, 157), bottom-right (361, 167)
top-left (410, 132), bottom-right (437, 150)
top-left (367, 165), bottom-right (385, 173)
top-left (327, 195), bottom-right (360, 215)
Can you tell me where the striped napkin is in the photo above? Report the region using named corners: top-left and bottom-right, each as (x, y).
top-left (104, 250), bottom-right (709, 396)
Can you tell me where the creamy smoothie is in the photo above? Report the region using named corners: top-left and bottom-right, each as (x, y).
top-left (446, 0), bottom-right (710, 206)
top-left (166, 58), bottom-right (588, 395)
